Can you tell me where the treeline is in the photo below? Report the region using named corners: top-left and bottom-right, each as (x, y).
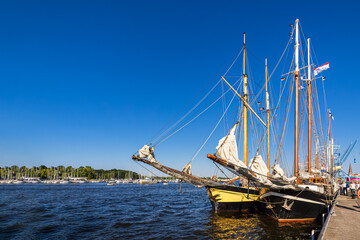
top-left (0, 165), bottom-right (139, 180)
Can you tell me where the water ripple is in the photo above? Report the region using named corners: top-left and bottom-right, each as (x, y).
top-left (0, 183), bottom-right (319, 239)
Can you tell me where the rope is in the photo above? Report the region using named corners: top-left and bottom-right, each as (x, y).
top-left (150, 48), bottom-right (244, 147)
top-left (213, 162), bottom-right (230, 179)
top-left (188, 80), bottom-right (242, 163)
top-left (275, 53), bottom-right (295, 165)
top-left (152, 79), bottom-right (221, 145)
top-left (154, 78), bottom-right (241, 147)
top-left (268, 27), bottom-right (294, 81)
top-left (147, 80), bottom-right (219, 146)
top-left (134, 161), bottom-right (160, 178)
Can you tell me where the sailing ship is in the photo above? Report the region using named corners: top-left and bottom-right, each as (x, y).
top-left (206, 19), bottom-right (337, 222)
top-left (256, 19), bottom-right (337, 222)
top-left (132, 19), bottom-right (337, 220)
top-left (132, 32), bottom-right (265, 213)
top-left (132, 138), bottom-right (257, 213)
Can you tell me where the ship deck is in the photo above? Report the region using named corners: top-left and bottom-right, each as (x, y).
top-left (322, 194), bottom-right (360, 240)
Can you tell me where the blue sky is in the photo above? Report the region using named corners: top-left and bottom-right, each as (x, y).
top-left (0, 1), bottom-right (359, 176)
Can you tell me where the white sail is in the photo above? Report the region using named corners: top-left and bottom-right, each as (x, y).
top-left (216, 125), bottom-right (246, 168)
top-left (249, 155), bottom-right (269, 182)
top-left (182, 163), bottom-right (191, 175)
top-left (271, 163), bottom-right (296, 182)
top-left (271, 163), bottom-right (284, 178)
top-left (138, 145), bottom-right (158, 163)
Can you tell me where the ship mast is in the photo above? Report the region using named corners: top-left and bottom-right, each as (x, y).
top-left (294, 19), bottom-right (300, 184)
top-left (243, 32), bottom-right (248, 166)
top-left (307, 38), bottom-right (312, 173)
top-left (265, 58), bottom-right (270, 174)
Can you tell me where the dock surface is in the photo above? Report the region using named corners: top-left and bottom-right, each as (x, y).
top-left (323, 194), bottom-right (360, 240)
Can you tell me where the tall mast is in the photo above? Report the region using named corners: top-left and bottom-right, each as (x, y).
top-left (315, 137), bottom-right (320, 171)
top-left (307, 38), bottom-right (312, 173)
top-left (265, 58), bottom-right (270, 174)
top-left (294, 19), bottom-right (300, 183)
top-left (326, 109), bottom-right (331, 177)
top-left (243, 32), bottom-right (248, 166)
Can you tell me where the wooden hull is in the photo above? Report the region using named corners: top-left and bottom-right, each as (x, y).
top-left (259, 188), bottom-right (334, 222)
top-left (206, 185), bottom-right (259, 213)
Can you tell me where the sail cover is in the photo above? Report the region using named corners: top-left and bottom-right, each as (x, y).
top-left (216, 125), bottom-right (246, 168)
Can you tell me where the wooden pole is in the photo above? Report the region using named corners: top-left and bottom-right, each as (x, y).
top-left (265, 58), bottom-right (270, 175)
top-left (221, 77), bottom-right (266, 127)
top-left (307, 38), bottom-right (312, 174)
top-left (294, 19), bottom-right (299, 184)
top-left (307, 81), bottom-right (312, 173)
top-left (243, 32), bottom-right (248, 166)
top-left (295, 71), bottom-right (299, 183)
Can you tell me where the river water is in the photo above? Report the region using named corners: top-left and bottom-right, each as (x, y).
top-left (0, 183), bottom-right (320, 239)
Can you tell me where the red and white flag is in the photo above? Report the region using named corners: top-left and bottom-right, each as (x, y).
top-left (314, 62), bottom-right (329, 76)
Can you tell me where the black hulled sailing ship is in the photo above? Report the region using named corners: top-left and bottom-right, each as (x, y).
top-left (257, 19), bottom-right (337, 222)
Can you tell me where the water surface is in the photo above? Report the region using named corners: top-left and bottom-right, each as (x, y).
top-left (0, 183), bottom-right (319, 239)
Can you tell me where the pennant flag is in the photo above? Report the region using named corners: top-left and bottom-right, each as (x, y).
top-left (314, 62), bottom-right (330, 76)
top-left (281, 77), bottom-right (285, 81)
top-left (259, 107), bottom-right (265, 111)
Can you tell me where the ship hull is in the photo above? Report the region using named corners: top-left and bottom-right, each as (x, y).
top-left (206, 185), bottom-right (259, 213)
top-left (259, 188), bottom-right (333, 222)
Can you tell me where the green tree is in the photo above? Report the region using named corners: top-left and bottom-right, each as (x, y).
top-left (40, 169), bottom-right (47, 179)
top-left (39, 165), bottom-right (47, 170)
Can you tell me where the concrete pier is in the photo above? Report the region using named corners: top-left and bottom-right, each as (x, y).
top-left (323, 195), bottom-right (360, 240)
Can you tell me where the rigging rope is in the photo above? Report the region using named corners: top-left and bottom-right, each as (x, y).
top-left (213, 162), bottom-right (231, 179)
top-left (134, 161), bottom-right (160, 179)
top-left (150, 48), bottom-right (244, 147)
top-left (151, 79), bottom-right (221, 145)
top-left (188, 80), bottom-right (242, 164)
top-left (153, 78), bottom-right (242, 147)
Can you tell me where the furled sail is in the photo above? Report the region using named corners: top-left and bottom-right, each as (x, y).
top-left (271, 163), bottom-right (284, 178)
top-left (138, 145), bottom-right (158, 163)
top-left (183, 163), bottom-right (191, 175)
top-left (271, 163), bottom-right (296, 182)
top-left (249, 155), bottom-right (269, 182)
top-left (216, 124), bottom-right (246, 168)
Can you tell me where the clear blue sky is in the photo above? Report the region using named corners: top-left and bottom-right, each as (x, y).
top-left (0, 0), bottom-right (359, 176)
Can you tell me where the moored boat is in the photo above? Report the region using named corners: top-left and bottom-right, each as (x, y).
top-left (131, 19), bottom-right (337, 221)
top-left (206, 184), bottom-right (259, 213)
